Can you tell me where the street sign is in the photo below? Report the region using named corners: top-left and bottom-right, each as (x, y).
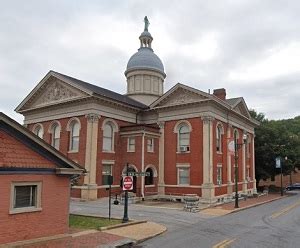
top-left (275, 157), bottom-right (281, 168)
top-left (127, 172), bottom-right (150, 177)
top-left (122, 176), bottom-right (133, 191)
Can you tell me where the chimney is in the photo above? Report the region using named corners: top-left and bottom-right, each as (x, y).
top-left (213, 88), bottom-right (226, 100)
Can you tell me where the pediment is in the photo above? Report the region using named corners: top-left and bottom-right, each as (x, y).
top-left (233, 101), bottom-right (251, 118)
top-left (152, 84), bottom-right (209, 108)
top-left (19, 75), bottom-right (89, 111)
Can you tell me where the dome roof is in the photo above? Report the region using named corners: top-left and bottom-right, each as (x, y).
top-left (126, 47), bottom-right (165, 75)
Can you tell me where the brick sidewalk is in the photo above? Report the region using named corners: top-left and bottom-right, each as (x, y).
top-left (21, 231), bottom-right (123, 248)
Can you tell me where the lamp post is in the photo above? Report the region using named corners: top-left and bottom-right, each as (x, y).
top-left (234, 133), bottom-right (247, 208)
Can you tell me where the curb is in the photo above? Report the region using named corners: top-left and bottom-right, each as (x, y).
top-left (70, 213), bottom-right (147, 231)
top-left (135, 225), bottom-right (168, 244)
top-left (223, 195), bottom-right (288, 215)
top-left (100, 220), bottom-right (147, 231)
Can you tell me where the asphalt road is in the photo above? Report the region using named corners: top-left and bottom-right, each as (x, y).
top-left (70, 192), bottom-right (300, 248)
top-left (141, 192), bottom-right (300, 248)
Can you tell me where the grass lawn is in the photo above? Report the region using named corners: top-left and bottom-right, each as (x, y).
top-left (69, 214), bottom-right (122, 230)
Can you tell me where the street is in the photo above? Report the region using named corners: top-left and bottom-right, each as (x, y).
top-left (70, 192), bottom-right (300, 248)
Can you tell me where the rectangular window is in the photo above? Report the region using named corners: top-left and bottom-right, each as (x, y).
top-left (217, 166), bottom-right (222, 185)
top-left (178, 167), bottom-right (190, 185)
top-left (127, 137), bottom-right (135, 152)
top-left (147, 138), bottom-right (154, 152)
top-left (247, 167), bottom-right (251, 181)
top-left (102, 165), bottom-right (112, 185)
top-left (10, 182), bottom-right (42, 214)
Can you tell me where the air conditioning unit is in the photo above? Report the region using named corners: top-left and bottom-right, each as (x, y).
top-left (179, 146), bottom-right (190, 152)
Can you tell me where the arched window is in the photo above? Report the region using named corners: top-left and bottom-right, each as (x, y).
top-left (234, 129), bottom-right (239, 150)
top-left (246, 134), bottom-right (251, 158)
top-left (145, 168), bottom-right (154, 185)
top-left (178, 124), bottom-right (190, 152)
top-left (103, 123), bottom-right (114, 151)
top-left (69, 121), bottom-right (80, 151)
top-left (51, 123), bottom-right (60, 150)
top-left (33, 124), bottom-right (43, 139)
top-left (216, 124), bottom-right (224, 152)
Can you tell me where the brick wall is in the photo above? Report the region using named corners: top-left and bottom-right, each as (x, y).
top-left (0, 130), bottom-right (55, 168)
top-left (0, 174), bottom-right (70, 245)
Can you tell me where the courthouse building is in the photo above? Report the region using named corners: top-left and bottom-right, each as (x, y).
top-left (16, 18), bottom-right (258, 203)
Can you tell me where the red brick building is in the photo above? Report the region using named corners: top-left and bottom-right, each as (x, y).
top-left (16, 18), bottom-right (258, 203)
top-left (0, 113), bottom-right (83, 245)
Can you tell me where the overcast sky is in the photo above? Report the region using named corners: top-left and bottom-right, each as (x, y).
top-left (1, 0), bottom-right (299, 122)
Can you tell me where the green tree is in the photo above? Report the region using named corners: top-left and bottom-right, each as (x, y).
top-left (250, 110), bottom-right (300, 186)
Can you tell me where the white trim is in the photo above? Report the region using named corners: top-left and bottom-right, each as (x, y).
top-left (102, 160), bottom-right (115, 165)
top-left (32, 123), bottom-right (44, 139)
top-left (176, 163), bottom-right (190, 168)
top-left (127, 137), bottom-right (136, 152)
top-left (10, 181), bottom-right (42, 215)
top-left (173, 120), bottom-right (193, 133)
top-left (147, 138), bottom-right (154, 152)
top-left (145, 164), bottom-right (158, 177)
top-left (101, 118), bottom-right (119, 132)
top-left (177, 166), bottom-right (190, 185)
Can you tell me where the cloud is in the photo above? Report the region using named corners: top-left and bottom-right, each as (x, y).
top-left (0, 0), bottom-right (300, 123)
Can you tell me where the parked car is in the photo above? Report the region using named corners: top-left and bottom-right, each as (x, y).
top-left (285, 183), bottom-right (300, 191)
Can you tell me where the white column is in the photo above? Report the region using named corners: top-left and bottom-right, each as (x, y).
top-left (227, 125), bottom-right (233, 194)
top-left (242, 133), bottom-right (247, 193)
top-left (158, 122), bottom-right (165, 195)
top-left (201, 116), bottom-right (215, 203)
top-left (141, 132), bottom-right (145, 199)
top-left (82, 113), bottom-right (100, 200)
top-left (252, 135), bottom-right (257, 193)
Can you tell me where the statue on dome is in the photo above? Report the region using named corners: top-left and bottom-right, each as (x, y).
top-left (144, 16), bottom-right (150, 31)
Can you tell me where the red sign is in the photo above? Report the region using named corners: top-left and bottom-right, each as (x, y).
top-left (123, 176), bottom-right (133, 191)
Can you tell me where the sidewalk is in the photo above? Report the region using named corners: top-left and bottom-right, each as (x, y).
top-left (4, 220), bottom-right (166, 248)
top-left (201, 193), bottom-right (285, 216)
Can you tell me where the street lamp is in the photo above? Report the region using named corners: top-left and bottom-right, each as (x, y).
top-left (234, 132), bottom-right (247, 208)
top-left (122, 163), bottom-right (129, 223)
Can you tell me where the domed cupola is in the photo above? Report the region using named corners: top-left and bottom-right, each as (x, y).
top-left (125, 16), bottom-right (166, 106)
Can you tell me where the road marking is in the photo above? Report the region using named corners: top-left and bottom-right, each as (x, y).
top-left (213, 238), bottom-right (236, 248)
top-left (271, 200), bottom-right (300, 219)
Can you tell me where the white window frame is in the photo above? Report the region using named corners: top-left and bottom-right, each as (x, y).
top-left (102, 164), bottom-right (113, 185)
top-left (127, 137), bottom-right (136, 152)
top-left (174, 121), bottom-right (192, 153)
top-left (33, 124), bottom-right (44, 139)
top-left (216, 124), bottom-right (224, 153)
top-left (10, 182), bottom-right (42, 214)
top-left (176, 164), bottom-right (190, 185)
top-left (50, 122), bottom-right (61, 150)
top-left (246, 134), bottom-right (251, 158)
top-left (217, 164), bottom-right (222, 185)
top-left (147, 138), bottom-right (154, 152)
top-left (102, 119), bottom-right (118, 153)
top-left (69, 120), bottom-right (80, 152)
top-left (247, 166), bottom-right (251, 181)
top-left (103, 123), bottom-right (114, 152)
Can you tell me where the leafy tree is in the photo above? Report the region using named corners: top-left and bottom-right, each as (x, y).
top-left (250, 110), bottom-right (300, 186)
